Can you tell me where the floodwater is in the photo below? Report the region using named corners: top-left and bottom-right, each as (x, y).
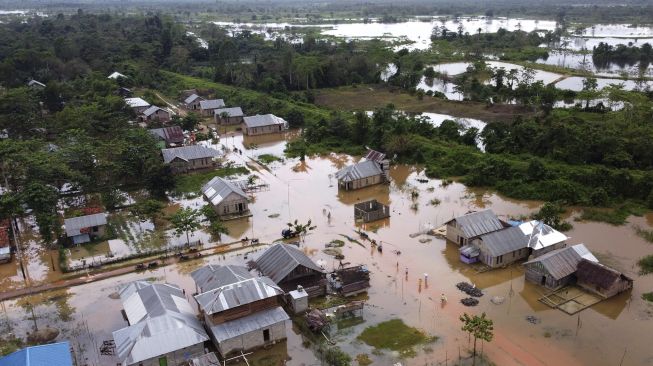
top-left (2, 131), bottom-right (652, 365)
top-left (416, 77), bottom-right (464, 100)
top-left (427, 61), bottom-right (563, 86)
top-left (554, 76), bottom-right (653, 92)
top-left (553, 36), bottom-right (653, 51)
top-left (536, 51), bottom-right (653, 78)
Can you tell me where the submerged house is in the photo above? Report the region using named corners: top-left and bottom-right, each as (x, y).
top-left (0, 342), bottom-right (73, 366)
top-left (445, 209), bottom-right (506, 247)
top-left (354, 199), bottom-right (390, 223)
top-left (214, 107), bottom-right (244, 125)
top-left (149, 126), bottom-right (185, 148)
top-left (113, 281), bottom-right (209, 366)
top-left (184, 94), bottom-right (204, 110)
top-left (523, 244), bottom-right (598, 290)
top-left (201, 176), bottom-right (250, 220)
top-left (191, 265), bottom-right (288, 357)
top-left (141, 105), bottom-right (171, 123)
top-left (241, 114), bottom-right (287, 136)
top-left (64, 213), bottom-right (107, 245)
top-left (335, 150), bottom-right (389, 191)
top-left (199, 99), bottom-right (226, 116)
top-left (161, 145), bottom-right (221, 174)
top-left (328, 265), bottom-right (371, 296)
top-left (255, 243), bottom-right (326, 296)
top-left (470, 226), bottom-right (530, 268)
top-left (575, 259), bottom-right (633, 299)
top-left (125, 97), bottom-right (151, 114)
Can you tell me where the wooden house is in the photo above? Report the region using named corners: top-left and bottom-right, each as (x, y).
top-left (148, 126), bottom-right (185, 148)
top-left (199, 99), bottom-right (225, 116)
top-left (184, 94), bottom-right (204, 111)
top-left (141, 106), bottom-right (171, 123)
top-left (191, 265), bottom-right (288, 357)
top-left (255, 243), bottom-right (326, 296)
top-left (354, 199), bottom-right (390, 223)
top-left (335, 150), bottom-right (389, 191)
top-left (576, 259), bottom-right (633, 299)
top-left (523, 244), bottom-right (598, 290)
top-left (113, 281), bottom-right (209, 366)
top-left (214, 107), bottom-right (244, 125)
top-left (124, 97), bottom-right (151, 114)
top-left (445, 209), bottom-right (506, 247)
top-left (241, 114), bottom-right (287, 136)
top-left (161, 145), bottom-right (221, 174)
top-left (470, 226), bottom-right (529, 268)
top-left (201, 176), bottom-right (250, 220)
top-left (64, 213), bottom-right (107, 245)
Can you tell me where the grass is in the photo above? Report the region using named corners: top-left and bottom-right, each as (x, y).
top-left (356, 354), bottom-right (373, 366)
top-left (257, 154), bottom-right (283, 164)
top-left (172, 166), bottom-right (249, 196)
top-left (357, 319), bottom-right (437, 358)
top-left (642, 292), bottom-right (653, 302)
top-left (634, 225), bottom-right (653, 243)
top-left (329, 239), bottom-right (345, 247)
top-left (579, 203), bottom-right (646, 226)
top-left (0, 334), bottom-right (23, 356)
top-left (638, 254), bottom-right (653, 275)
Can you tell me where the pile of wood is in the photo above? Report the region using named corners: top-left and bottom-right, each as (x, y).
top-left (306, 309), bottom-right (329, 332)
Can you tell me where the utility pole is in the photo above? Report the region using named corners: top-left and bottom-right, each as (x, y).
top-left (2, 164), bottom-right (27, 284)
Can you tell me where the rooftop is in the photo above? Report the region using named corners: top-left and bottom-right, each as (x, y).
top-left (477, 226), bottom-right (527, 257)
top-left (519, 220), bottom-right (569, 250)
top-left (209, 306), bottom-right (289, 343)
top-left (335, 160), bottom-right (383, 182)
top-left (0, 342), bottom-right (73, 366)
top-left (161, 145), bottom-right (220, 164)
top-left (524, 244), bottom-right (597, 280)
top-left (214, 107), bottom-right (244, 117)
top-left (108, 71), bottom-right (127, 79)
top-left (199, 99), bottom-right (226, 110)
top-left (255, 243), bottom-right (324, 284)
top-left (142, 105), bottom-right (168, 117)
top-left (124, 97), bottom-right (150, 108)
top-left (63, 213), bottom-right (107, 237)
top-left (184, 93), bottom-right (203, 104)
top-left (148, 126), bottom-right (184, 144)
top-left (447, 209), bottom-right (504, 239)
top-left (201, 176), bottom-right (248, 207)
top-left (242, 114), bottom-right (287, 128)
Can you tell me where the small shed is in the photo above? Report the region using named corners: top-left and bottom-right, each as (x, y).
top-left (255, 243), bottom-right (326, 295)
top-left (354, 199), bottom-right (390, 223)
top-left (328, 265), bottom-right (370, 297)
top-left (288, 287), bottom-right (309, 314)
top-left (576, 259), bottom-right (633, 299)
top-left (184, 94), bottom-right (204, 110)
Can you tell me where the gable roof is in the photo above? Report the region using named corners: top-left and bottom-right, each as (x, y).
top-left (124, 97), bottom-right (150, 108)
top-left (242, 114), bottom-right (287, 128)
top-left (193, 273), bottom-right (283, 315)
top-left (519, 220), bottom-right (568, 250)
top-left (214, 107), bottom-right (244, 117)
top-left (201, 176), bottom-right (247, 206)
top-left (184, 94), bottom-right (203, 104)
top-left (0, 342), bottom-right (73, 366)
top-left (524, 244), bottom-right (597, 280)
top-left (446, 209), bottom-right (504, 239)
top-left (199, 99), bottom-right (225, 110)
top-left (335, 160), bottom-right (383, 182)
top-left (161, 145), bottom-right (220, 163)
top-left (209, 306), bottom-right (289, 343)
top-left (27, 79), bottom-right (46, 88)
top-left (113, 282), bottom-right (208, 365)
top-left (477, 226), bottom-right (527, 257)
top-left (255, 243), bottom-right (324, 284)
top-left (118, 280), bottom-right (153, 302)
top-left (191, 264), bottom-right (252, 292)
top-left (64, 213), bottom-right (107, 237)
top-left (148, 126), bottom-right (184, 144)
top-left (108, 71), bottom-right (127, 79)
top-left (576, 259), bottom-right (633, 289)
top-left (364, 149), bottom-right (386, 162)
top-left (142, 105), bottom-right (169, 117)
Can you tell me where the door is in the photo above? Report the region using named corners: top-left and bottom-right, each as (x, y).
top-left (158, 356), bottom-right (168, 366)
top-left (263, 329), bottom-right (270, 342)
top-left (540, 276), bottom-right (546, 286)
top-left (238, 203), bottom-right (244, 212)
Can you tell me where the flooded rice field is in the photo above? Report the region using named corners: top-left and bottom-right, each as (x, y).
top-left (1, 132), bottom-right (652, 365)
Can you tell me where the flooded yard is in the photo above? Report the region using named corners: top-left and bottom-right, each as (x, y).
top-left (1, 131), bottom-right (652, 365)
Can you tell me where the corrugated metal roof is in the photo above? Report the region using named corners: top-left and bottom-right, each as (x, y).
top-left (191, 264), bottom-right (252, 292)
top-left (576, 259), bottom-right (632, 289)
top-left (478, 226), bottom-right (528, 257)
top-left (0, 342), bottom-right (73, 366)
top-left (64, 213), bottom-right (107, 237)
top-left (459, 244), bottom-right (480, 257)
top-left (242, 114), bottom-right (287, 128)
top-left (118, 280), bottom-right (152, 302)
top-left (214, 107), bottom-right (244, 117)
top-left (194, 275), bottom-right (283, 315)
top-left (335, 160), bottom-right (383, 182)
top-left (108, 71), bottom-right (127, 79)
top-left (199, 99), bottom-right (225, 110)
top-left (161, 145), bottom-right (221, 163)
top-left (571, 243), bottom-right (598, 262)
top-left (125, 97), bottom-right (150, 108)
top-left (113, 282), bottom-right (208, 365)
top-left (148, 126), bottom-right (184, 144)
top-left (519, 220), bottom-right (568, 250)
top-left (184, 94), bottom-right (202, 104)
top-left (201, 176), bottom-right (247, 207)
top-left (447, 209), bottom-right (504, 238)
top-left (364, 149), bottom-right (386, 162)
top-left (209, 306), bottom-right (289, 342)
top-left (142, 105), bottom-right (168, 117)
top-left (524, 244), bottom-right (595, 280)
top-left (255, 243), bottom-right (324, 284)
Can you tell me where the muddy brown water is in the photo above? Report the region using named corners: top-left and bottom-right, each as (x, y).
top-left (1, 131), bottom-right (652, 365)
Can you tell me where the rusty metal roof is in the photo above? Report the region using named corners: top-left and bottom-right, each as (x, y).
top-left (364, 149), bottom-right (386, 162)
top-left (255, 243), bottom-right (324, 284)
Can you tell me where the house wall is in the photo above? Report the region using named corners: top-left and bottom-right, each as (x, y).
top-left (338, 174), bottom-right (383, 191)
top-left (531, 241), bottom-right (566, 258)
top-left (215, 115), bottom-right (244, 125)
top-left (169, 157), bottom-right (215, 174)
top-left (128, 342), bottom-right (205, 366)
top-left (133, 106), bottom-right (150, 114)
top-left (201, 108), bottom-right (216, 117)
top-left (281, 266), bottom-right (321, 283)
top-left (213, 193), bottom-right (249, 218)
top-left (475, 240), bottom-right (529, 268)
top-left (206, 297), bottom-right (280, 326)
top-left (216, 320), bottom-right (286, 357)
top-left (242, 123), bottom-right (284, 136)
top-left (524, 262), bottom-right (572, 290)
top-left (446, 220), bottom-right (468, 246)
top-left (148, 110), bottom-right (171, 122)
top-left (577, 277), bottom-right (632, 299)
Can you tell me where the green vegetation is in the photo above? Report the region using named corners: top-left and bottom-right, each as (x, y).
top-left (0, 334), bottom-right (23, 356)
top-left (171, 165), bottom-right (249, 196)
top-left (355, 353), bottom-right (373, 366)
top-left (257, 154), bottom-right (283, 164)
top-left (532, 202), bottom-right (572, 231)
top-left (634, 226), bottom-right (653, 243)
top-left (638, 255), bottom-right (653, 275)
top-left (322, 346), bottom-right (352, 366)
top-left (357, 319), bottom-right (437, 358)
top-left (169, 207), bottom-right (202, 246)
top-left (580, 204), bottom-right (646, 226)
top-left (460, 313), bottom-right (494, 366)
top-left (642, 292), bottom-right (653, 302)
top-left (200, 204), bottom-right (229, 240)
top-left (329, 239), bottom-right (345, 247)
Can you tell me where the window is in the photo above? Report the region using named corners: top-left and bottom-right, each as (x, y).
top-left (223, 206), bottom-right (228, 214)
top-left (497, 255), bottom-right (503, 264)
top-left (263, 329), bottom-right (270, 342)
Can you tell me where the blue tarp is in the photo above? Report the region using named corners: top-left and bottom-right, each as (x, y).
top-left (0, 342), bottom-right (73, 366)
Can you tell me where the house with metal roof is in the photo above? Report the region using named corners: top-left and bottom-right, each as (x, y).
top-left (523, 244), bottom-right (598, 290)
top-left (241, 114), bottom-right (288, 136)
top-left (470, 226), bottom-right (530, 268)
top-left (141, 105), bottom-right (171, 123)
top-left (108, 71), bottom-right (127, 79)
top-left (27, 79), bottom-right (45, 89)
top-left (519, 220), bottom-right (569, 257)
top-left (255, 243), bottom-right (326, 295)
top-left (149, 126), bottom-right (185, 148)
top-left (63, 213), bottom-right (107, 245)
top-left (445, 209), bottom-right (507, 247)
top-left (184, 94), bottom-right (204, 110)
top-left (112, 281), bottom-right (209, 366)
top-left (335, 160), bottom-right (386, 191)
top-left (199, 99), bottom-right (226, 116)
top-left (201, 176), bottom-right (250, 220)
top-left (161, 145), bottom-right (221, 174)
top-left (190, 265), bottom-right (288, 357)
top-left (214, 107), bottom-right (244, 125)
top-left (576, 259), bottom-right (633, 299)
top-left (0, 341), bottom-right (73, 366)
top-left (124, 97), bottom-right (151, 114)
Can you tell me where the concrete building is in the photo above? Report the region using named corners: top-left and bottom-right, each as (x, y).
top-left (161, 145), bottom-right (221, 174)
top-left (241, 114), bottom-right (287, 136)
top-left (64, 213), bottom-right (107, 245)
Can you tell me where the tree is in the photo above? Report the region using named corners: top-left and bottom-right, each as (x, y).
top-left (131, 199), bottom-right (165, 231)
top-left (287, 219), bottom-right (316, 240)
top-left (170, 207), bottom-right (201, 246)
top-left (460, 312), bottom-right (494, 365)
top-left (200, 204), bottom-right (229, 240)
top-left (532, 202), bottom-right (572, 231)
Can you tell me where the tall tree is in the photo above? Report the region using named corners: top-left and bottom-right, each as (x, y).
top-left (460, 312), bottom-right (494, 366)
top-left (170, 207), bottom-right (201, 246)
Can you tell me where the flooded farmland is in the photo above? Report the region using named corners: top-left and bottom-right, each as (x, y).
top-left (2, 131), bottom-right (652, 366)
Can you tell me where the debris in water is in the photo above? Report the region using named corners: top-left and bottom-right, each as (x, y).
top-left (490, 296), bottom-right (505, 305)
top-left (526, 315), bottom-right (541, 324)
top-left (461, 298), bottom-right (479, 306)
top-left (418, 238), bottom-right (432, 243)
top-left (456, 282), bottom-right (483, 297)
